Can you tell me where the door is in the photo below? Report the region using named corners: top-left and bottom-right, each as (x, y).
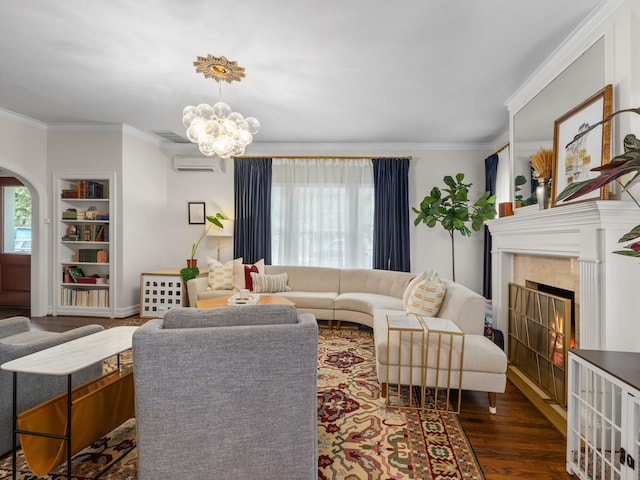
top-left (0, 177), bottom-right (31, 307)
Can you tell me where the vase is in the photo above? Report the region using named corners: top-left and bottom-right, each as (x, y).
top-left (536, 179), bottom-right (551, 209)
top-left (186, 259), bottom-right (197, 267)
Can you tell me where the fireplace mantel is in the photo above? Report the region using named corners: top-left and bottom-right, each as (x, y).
top-left (487, 200), bottom-right (640, 351)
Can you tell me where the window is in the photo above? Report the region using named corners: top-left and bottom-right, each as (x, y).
top-left (3, 185), bottom-right (32, 254)
top-left (271, 158), bottom-right (373, 268)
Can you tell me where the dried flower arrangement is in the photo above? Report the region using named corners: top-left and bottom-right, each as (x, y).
top-left (530, 148), bottom-right (554, 180)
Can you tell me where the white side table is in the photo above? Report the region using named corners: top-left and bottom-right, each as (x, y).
top-left (423, 316), bottom-right (465, 413)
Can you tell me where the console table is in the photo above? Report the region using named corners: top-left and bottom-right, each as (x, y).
top-left (1, 326), bottom-right (137, 480)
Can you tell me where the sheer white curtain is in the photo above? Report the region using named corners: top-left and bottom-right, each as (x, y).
top-left (271, 158), bottom-right (374, 268)
top-left (495, 145), bottom-right (512, 204)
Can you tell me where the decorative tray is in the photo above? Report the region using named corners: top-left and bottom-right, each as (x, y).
top-left (227, 293), bottom-right (260, 306)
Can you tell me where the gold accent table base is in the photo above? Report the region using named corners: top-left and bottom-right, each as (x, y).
top-left (385, 314), bottom-right (465, 413)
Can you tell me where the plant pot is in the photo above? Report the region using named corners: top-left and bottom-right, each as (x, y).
top-left (186, 259), bottom-right (197, 267)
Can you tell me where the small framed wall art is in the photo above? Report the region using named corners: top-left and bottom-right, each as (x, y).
top-left (551, 84), bottom-right (612, 207)
top-left (188, 202), bottom-right (206, 224)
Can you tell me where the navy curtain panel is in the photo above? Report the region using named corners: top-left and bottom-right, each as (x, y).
top-left (372, 158), bottom-right (411, 272)
top-left (233, 157), bottom-right (273, 264)
top-left (483, 153), bottom-right (499, 299)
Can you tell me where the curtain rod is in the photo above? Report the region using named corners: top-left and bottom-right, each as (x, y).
top-left (494, 143), bottom-right (509, 155)
top-left (235, 155), bottom-right (412, 160)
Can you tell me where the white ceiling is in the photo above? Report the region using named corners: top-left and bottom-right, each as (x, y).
top-left (0, 0), bottom-right (604, 146)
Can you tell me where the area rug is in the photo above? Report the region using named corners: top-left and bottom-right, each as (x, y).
top-left (0, 327), bottom-right (484, 479)
top-left (317, 327), bottom-right (484, 480)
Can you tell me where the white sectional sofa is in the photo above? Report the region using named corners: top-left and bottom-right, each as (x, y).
top-left (187, 264), bottom-right (507, 412)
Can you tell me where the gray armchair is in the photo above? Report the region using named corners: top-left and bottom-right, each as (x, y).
top-left (0, 316), bottom-right (104, 455)
top-left (133, 305), bottom-right (318, 480)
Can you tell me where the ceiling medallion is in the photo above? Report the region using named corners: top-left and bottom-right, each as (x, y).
top-left (193, 55), bottom-right (245, 84)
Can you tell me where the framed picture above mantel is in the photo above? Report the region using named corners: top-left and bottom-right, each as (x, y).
top-left (551, 84), bottom-right (612, 207)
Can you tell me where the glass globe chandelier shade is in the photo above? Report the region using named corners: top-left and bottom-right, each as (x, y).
top-left (183, 102), bottom-right (260, 158)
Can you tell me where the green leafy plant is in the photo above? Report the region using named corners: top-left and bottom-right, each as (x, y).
top-left (180, 213), bottom-right (226, 282)
top-left (556, 107), bottom-right (640, 258)
top-left (514, 175), bottom-right (527, 204)
top-left (413, 173), bottom-right (496, 281)
top-left (515, 174), bottom-right (538, 207)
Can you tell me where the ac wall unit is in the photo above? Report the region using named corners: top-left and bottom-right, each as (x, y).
top-left (172, 155), bottom-right (226, 173)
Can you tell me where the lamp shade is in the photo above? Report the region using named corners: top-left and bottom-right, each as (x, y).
top-left (207, 219), bottom-right (234, 237)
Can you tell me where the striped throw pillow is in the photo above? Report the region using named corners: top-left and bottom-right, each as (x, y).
top-left (250, 272), bottom-right (292, 293)
top-left (405, 270), bottom-right (445, 317)
top-left (207, 257), bottom-right (235, 290)
top-left (403, 271), bottom-right (427, 310)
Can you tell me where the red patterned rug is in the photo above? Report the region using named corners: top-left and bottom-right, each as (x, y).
top-left (0, 327), bottom-right (484, 479)
top-left (317, 328), bottom-right (484, 480)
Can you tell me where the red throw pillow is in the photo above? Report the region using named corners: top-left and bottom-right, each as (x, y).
top-left (244, 265), bottom-right (259, 291)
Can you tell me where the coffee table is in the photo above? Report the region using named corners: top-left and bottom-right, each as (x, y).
top-left (1, 326), bottom-right (137, 480)
top-left (196, 295), bottom-right (296, 309)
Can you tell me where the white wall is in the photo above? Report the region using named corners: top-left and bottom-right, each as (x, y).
top-left (121, 128), bottom-right (169, 315)
top-left (410, 148), bottom-right (492, 293)
top-left (165, 156), bottom-right (236, 268)
top-left (0, 110), bottom-right (48, 316)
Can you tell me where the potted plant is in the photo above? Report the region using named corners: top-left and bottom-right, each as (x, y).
top-left (413, 173), bottom-right (496, 281)
top-left (180, 213), bottom-right (226, 282)
top-left (556, 107), bottom-right (640, 257)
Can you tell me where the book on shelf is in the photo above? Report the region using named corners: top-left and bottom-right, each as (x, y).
top-left (62, 225), bottom-right (107, 242)
top-left (77, 248), bottom-right (108, 263)
top-left (61, 189), bottom-right (78, 199)
top-left (61, 180), bottom-right (105, 199)
top-left (64, 266), bottom-right (85, 282)
top-left (76, 277), bottom-right (98, 284)
top-left (62, 209), bottom-right (77, 220)
top-left (60, 287), bottom-right (109, 307)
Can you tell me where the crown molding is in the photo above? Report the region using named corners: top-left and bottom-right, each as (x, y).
top-left (0, 107), bottom-right (47, 129)
top-left (506, 0), bottom-right (625, 113)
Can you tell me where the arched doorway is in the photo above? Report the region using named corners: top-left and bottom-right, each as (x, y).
top-left (0, 176), bottom-right (31, 310)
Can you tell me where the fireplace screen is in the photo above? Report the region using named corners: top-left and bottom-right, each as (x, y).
top-left (508, 283), bottom-right (573, 406)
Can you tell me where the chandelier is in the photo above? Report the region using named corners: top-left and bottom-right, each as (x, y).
top-left (183, 55), bottom-right (260, 158)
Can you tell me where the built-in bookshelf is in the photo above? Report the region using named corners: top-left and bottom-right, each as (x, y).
top-left (54, 174), bottom-right (115, 317)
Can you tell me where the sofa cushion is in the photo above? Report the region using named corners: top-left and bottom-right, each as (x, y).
top-left (250, 272), bottom-right (292, 293)
top-left (335, 292), bottom-right (403, 316)
top-left (207, 257), bottom-right (238, 290)
top-left (405, 271), bottom-right (445, 317)
top-left (402, 271), bottom-right (426, 309)
top-left (339, 269), bottom-right (414, 298)
top-left (264, 265), bottom-right (341, 292)
top-left (163, 305), bottom-right (298, 329)
top-left (273, 291), bottom-right (338, 310)
top-left (461, 335), bottom-right (508, 374)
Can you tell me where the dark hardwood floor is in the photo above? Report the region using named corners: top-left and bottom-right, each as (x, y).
top-left (2, 310), bottom-right (571, 479)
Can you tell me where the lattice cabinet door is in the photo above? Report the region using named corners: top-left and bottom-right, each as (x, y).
top-left (139, 271), bottom-right (184, 318)
top-left (567, 350), bottom-right (640, 479)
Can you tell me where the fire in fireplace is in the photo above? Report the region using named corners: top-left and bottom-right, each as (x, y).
top-left (508, 281), bottom-right (575, 406)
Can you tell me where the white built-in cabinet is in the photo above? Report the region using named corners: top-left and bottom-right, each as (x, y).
top-left (53, 173), bottom-right (115, 317)
top-left (567, 349), bottom-right (640, 479)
